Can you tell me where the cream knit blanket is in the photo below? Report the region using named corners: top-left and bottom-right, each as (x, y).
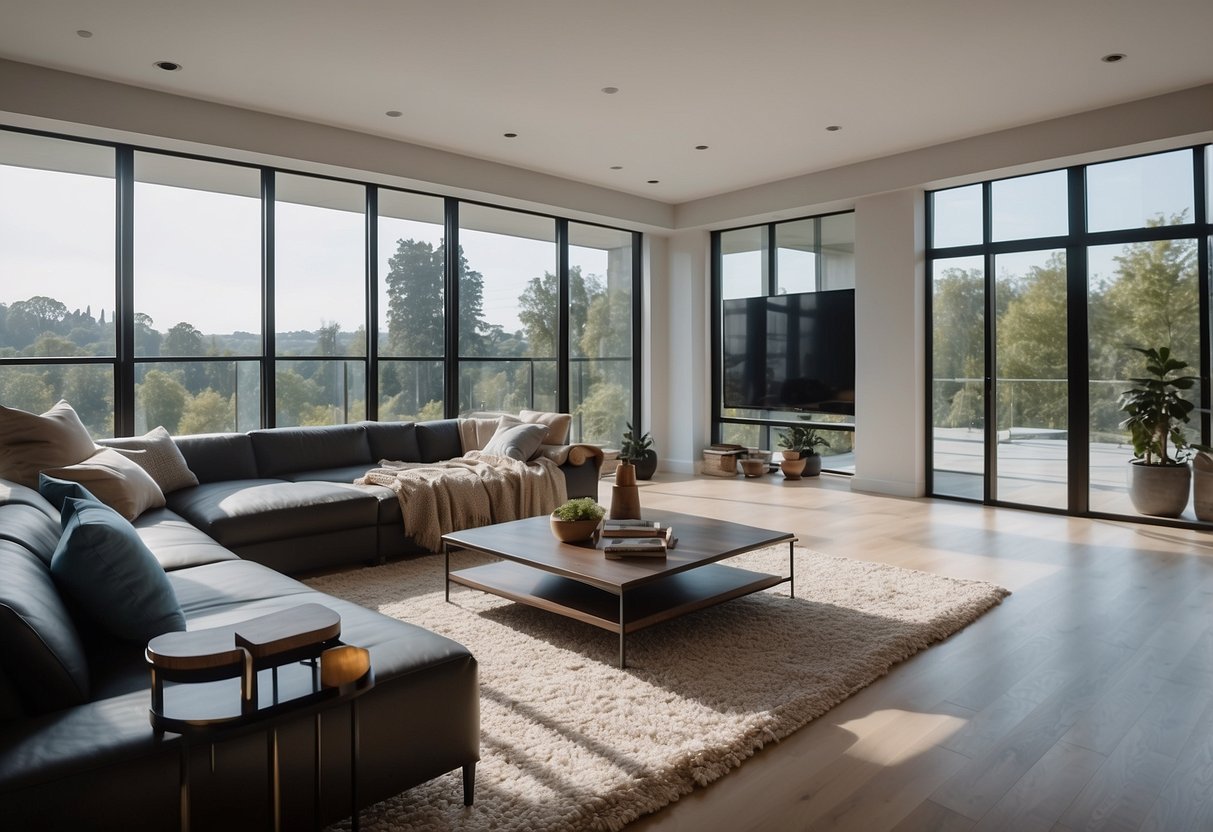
top-left (355, 451), bottom-right (568, 552)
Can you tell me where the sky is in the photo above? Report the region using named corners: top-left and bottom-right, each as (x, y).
top-left (0, 164), bottom-right (612, 338)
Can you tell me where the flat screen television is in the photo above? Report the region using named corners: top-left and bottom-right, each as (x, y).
top-left (721, 288), bottom-right (855, 416)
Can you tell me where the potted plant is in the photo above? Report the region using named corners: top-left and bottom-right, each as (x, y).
top-left (1118, 345), bottom-right (1200, 518)
top-left (777, 423), bottom-right (829, 479)
top-left (621, 422), bottom-right (657, 481)
top-left (550, 497), bottom-right (606, 543)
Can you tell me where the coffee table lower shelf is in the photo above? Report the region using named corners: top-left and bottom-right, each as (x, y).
top-left (448, 561), bottom-right (788, 667)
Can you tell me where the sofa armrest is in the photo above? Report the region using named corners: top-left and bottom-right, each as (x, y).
top-left (536, 443), bottom-right (603, 468)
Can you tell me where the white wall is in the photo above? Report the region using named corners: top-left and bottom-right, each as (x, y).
top-left (850, 190), bottom-right (927, 496)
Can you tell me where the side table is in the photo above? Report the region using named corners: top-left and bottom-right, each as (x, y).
top-left (146, 603), bottom-right (373, 831)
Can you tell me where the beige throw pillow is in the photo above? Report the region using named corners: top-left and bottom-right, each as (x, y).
top-left (0, 400), bottom-right (98, 488)
top-left (43, 447), bottom-right (166, 521)
top-left (105, 426), bottom-right (199, 493)
top-left (520, 410), bottom-right (572, 445)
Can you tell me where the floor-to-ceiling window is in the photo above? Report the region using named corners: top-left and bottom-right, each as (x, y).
top-left (0, 126), bottom-right (641, 438)
top-left (928, 145), bottom-right (1211, 525)
top-left (711, 211), bottom-right (856, 471)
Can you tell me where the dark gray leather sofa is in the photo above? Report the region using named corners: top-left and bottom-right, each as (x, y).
top-left (0, 477), bottom-right (479, 830)
top-left (154, 418), bottom-right (602, 575)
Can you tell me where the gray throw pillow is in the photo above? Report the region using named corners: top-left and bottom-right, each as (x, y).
top-left (481, 422), bottom-right (549, 462)
top-left (104, 426), bottom-right (199, 493)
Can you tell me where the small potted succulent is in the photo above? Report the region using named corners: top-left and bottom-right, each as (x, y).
top-left (550, 497), bottom-right (606, 543)
top-left (621, 422), bottom-right (657, 480)
top-left (777, 423), bottom-right (830, 479)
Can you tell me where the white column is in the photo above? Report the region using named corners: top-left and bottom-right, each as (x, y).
top-left (850, 189), bottom-right (927, 497)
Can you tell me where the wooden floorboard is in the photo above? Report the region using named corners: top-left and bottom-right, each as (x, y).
top-left (614, 473), bottom-right (1213, 832)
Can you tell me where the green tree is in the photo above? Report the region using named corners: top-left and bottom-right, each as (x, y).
top-left (163, 322), bottom-right (205, 357)
top-left (138, 369), bottom-right (188, 433)
top-left (576, 382), bottom-right (629, 446)
top-left (383, 239), bottom-right (487, 357)
top-left (996, 253), bottom-right (1068, 430)
top-left (0, 370), bottom-right (54, 414)
top-left (931, 267), bottom-right (985, 428)
top-left (275, 368), bottom-right (323, 427)
top-left (517, 266), bottom-right (602, 358)
top-left (179, 389), bottom-right (233, 434)
top-left (63, 365), bottom-right (112, 436)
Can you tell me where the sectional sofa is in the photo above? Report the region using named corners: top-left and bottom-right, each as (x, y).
top-left (0, 413), bottom-right (602, 829)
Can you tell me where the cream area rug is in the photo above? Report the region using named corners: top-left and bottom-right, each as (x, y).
top-left (306, 546), bottom-right (1009, 832)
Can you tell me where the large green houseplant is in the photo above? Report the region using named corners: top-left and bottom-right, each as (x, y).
top-left (1118, 345), bottom-right (1199, 517)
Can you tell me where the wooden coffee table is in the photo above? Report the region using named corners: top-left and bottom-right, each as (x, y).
top-left (441, 511), bottom-right (795, 668)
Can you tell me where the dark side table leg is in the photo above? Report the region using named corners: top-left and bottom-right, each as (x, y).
top-left (180, 737), bottom-right (191, 832)
top-left (789, 540), bottom-right (796, 598)
top-left (350, 699), bottom-right (360, 832)
top-left (618, 594), bottom-right (626, 669)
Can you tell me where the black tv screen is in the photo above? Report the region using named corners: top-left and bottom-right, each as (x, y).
top-left (722, 289), bottom-right (855, 416)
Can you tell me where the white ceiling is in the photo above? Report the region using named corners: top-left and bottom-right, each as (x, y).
top-left (1, 0), bottom-right (1211, 204)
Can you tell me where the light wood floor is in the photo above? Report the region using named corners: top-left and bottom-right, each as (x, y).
top-left (600, 472), bottom-right (1213, 832)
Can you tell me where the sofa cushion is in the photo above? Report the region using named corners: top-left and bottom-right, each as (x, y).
top-left (281, 464), bottom-right (381, 485)
top-left (250, 425), bottom-right (372, 478)
top-left (0, 541), bottom-right (91, 713)
top-left (99, 426), bottom-right (200, 493)
top-left (0, 480), bottom-right (63, 567)
top-left (130, 508), bottom-right (241, 572)
top-left (0, 400), bottom-right (98, 488)
top-left (166, 480), bottom-right (379, 548)
top-left (361, 420), bottom-right (421, 464)
top-left (50, 497), bottom-right (187, 643)
top-left (520, 409), bottom-right (572, 445)
top-left (482, 421), bottom-right (548, 461)
top-left (416, 419), bottom-right (464, 462)
top-left (42, 447), bottom-right (166, 521)
top-left (173, 433), bottom-right (259, 483)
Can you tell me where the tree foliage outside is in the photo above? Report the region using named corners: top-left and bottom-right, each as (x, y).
top-left (2, 236), bottom-right (634, 442)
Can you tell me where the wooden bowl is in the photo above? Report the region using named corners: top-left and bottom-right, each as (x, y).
top-left (739, 458), bottom-right (767, 478)
top-left (550, 515), bottom-right (601, 543)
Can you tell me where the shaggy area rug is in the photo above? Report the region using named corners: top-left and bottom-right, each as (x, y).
top-left (307, 546), bottom-right (1008, 832)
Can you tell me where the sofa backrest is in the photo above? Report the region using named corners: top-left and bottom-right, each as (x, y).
top-left (249, 424), bottom-right (373, 478)
top-left (360, 420), bottom-right (421, 464)
top-left (173, 433), bottom-right (259, 484)
top-left (415, 419), bottom-right (463, 462)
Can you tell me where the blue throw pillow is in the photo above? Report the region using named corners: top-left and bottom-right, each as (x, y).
top-left (38, 473), bottom-right (99, 513)
top-left (50, 496), bottom-right (186, 643)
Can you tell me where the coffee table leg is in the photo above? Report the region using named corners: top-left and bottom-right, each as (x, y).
top-left (444, 543), bottom-right (450, 603)
top-left (618, 594), bottom-right (626, 669)
top-left (789, 540), bottom-right (795, 598)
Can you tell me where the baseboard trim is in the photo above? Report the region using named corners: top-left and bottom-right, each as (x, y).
top-left (849, 476), bottom-right (925, 498)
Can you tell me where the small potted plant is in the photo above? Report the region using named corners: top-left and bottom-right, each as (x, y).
top-left (1118, 345), bottom-right (1201, 517)
top-left (621, 422), bottom-right (657, 480)
top-left (550, 497), bottom-right (606, 543)
top-left (777, 423), bottom-right (830, 479)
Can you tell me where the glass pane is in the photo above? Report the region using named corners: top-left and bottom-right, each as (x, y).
top-left (458, 204), bottom-right (556, 359)
top-left (775, 219), bottom-right (815, 294)
top-left (135, 361), bottom-right (259, 434)
top-left (275, 174), bottom-right (365, 356)
top-left (459, 360), bottom-right (555, 414)
top-left (378, 189), bottom-right (445, 356)
top-left (134, 153), bottom-right (261, 356)
top-left (991, 170), bottom-right (1068, 241)
top-left (0, 364), bottom-right (113, 436)
top-left (931, 255), bottom-right (985, 498)
top-left (569, 222), bottom-right (633, 445)
top-left (993, 250), bottom-right (1067, 509)
top-left (1087, 149), bottom-right (1194, 232)
top-left (275, 360), bottom-right (366, 427)
top-left (931, 185), bottom-right (982, 248)
top-left (0, 132), bottom-right (115, 358)
top-left (1088, 239), bottom-right (1200, 516)
top-left (720, 423), bottom-right (760, 448)
top-left (378, 360), bottom-right (444, 422)
top-left (819, 213), bottom-right (856, 291)
top-left (720, 226), bottom-right (767, 299)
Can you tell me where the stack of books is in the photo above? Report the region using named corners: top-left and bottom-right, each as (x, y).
top-left (601, 520), bottom-right (676, 559)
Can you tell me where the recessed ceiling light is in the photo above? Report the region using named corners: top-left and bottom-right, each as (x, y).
top-left (153, 60), bottom-right (182, 72)
top-left (1101, 53), bottom-right (1126, 63)
top-left (609, 166), bottom-right (623, 170)
top-left (646, 179), bottom-right (660, 184)
top-left (385, 110), bottom-right (402, 118)
top-left (76, 30), bottom-right (92, 38)
top-left (601, 86), bottom-right (619, 95)
top-left (503, 132), bottom-right (518, 138)
top-left (694, 145), bottom-right (709, 150)
top-left (825, 125), bottom-right (842, 132)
